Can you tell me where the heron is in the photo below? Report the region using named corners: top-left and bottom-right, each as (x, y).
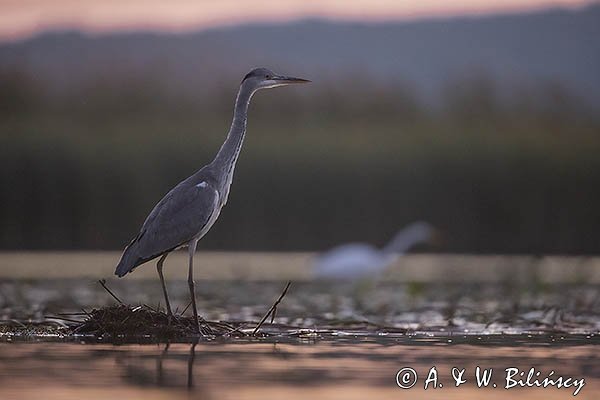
top-left (114, 68), bottom-right (309, 330)
top-left (313, 221), bottom-right (437, 280)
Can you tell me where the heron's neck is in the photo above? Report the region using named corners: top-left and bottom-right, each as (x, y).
top-left (213, 84), bottom-right (254, 188)
top-left (382, 229), bottom-right (424, 255)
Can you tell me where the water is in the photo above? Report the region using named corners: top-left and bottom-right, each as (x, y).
top-left (1, 253), bottom-right (599, 398)
top-left (2, 278), bottom-right (600, 335)
top-left (1, 338), bottom-right (598, 399)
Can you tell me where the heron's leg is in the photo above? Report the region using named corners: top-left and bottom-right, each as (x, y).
top-left (156, 253), bottom-right (173, 318)
top-left (188, 238), bottom-right (200, 333)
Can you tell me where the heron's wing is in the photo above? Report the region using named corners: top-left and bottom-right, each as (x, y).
top-left (132, 180), bottom-right (218, 261)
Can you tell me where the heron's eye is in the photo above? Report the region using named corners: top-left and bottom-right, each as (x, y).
top-left (265, 75), bottom-right (271, 79)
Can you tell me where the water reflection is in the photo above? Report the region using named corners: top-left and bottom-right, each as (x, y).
top-left (117, 340), bottom-right (205, 392)
top-left (1, 339), bottom-right (599, 399)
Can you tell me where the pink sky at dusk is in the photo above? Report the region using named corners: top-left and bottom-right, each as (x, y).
top-left (0, 0), bottom-right (595, 42)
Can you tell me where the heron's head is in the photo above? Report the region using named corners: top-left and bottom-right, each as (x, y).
top-left (241, 67), bottom-right (310, 91)
top-left (406, 221), bottom-right (444, 246)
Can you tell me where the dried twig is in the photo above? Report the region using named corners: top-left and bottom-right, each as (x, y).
top-left (181, 300), bottom-right (192, 315)
top-left (0, 319), bottom-right (26, 327)
top-left (55, 312), bottom-right (89, 316)
top-left (43, 315), bottom-right (81, 324)
top-left (98, 279), bottom-right (124, 304)
top-left (252, 281), bottom-right (291, 335)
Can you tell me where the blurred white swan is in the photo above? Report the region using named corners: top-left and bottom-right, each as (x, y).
top-left (313, 221), bottom-right (436, 280)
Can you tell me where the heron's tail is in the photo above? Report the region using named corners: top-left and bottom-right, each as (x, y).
top-left (115, 233), bottom-right (144, 277)
top-left (115, 248), bottom-right (140, 277)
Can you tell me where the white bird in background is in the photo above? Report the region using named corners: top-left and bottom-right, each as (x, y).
top-left (313, 221), bottom-right (437, 280)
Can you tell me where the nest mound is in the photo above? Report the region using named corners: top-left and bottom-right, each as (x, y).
top-left (75, 304), bottom-right (245, 339)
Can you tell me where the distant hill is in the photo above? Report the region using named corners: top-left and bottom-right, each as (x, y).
top-left (1, 4), bottom-right (599, 107)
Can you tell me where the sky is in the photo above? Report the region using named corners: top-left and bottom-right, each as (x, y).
top-left (0, 0), bottom-right (596, 42)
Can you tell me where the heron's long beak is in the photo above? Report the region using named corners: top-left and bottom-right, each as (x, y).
top-left (273, 75), bottom-right (311, 84)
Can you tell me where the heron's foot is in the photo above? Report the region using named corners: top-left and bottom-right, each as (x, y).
top-left (165, 304), bottom-right (174, 318)
top-left (193, 315), bottom-right (201, 334)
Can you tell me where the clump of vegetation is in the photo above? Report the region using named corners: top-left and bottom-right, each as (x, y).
top-left (70, 280), bottom-right (291, 339)
top-left (0, 280), bottom-right (293, 341)
top-left (73, 304), bottom-right (243, 339)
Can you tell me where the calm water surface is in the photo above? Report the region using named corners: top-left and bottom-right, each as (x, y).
top-left (1, 253), bottom-right (599, 399)
top-left (1, 337), bottom-right (599, 400)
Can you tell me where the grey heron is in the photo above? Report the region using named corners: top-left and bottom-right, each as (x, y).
top-left (114, 68), bottom-right (309, 330)
top-left (313, 221), bottom-right (436, 280)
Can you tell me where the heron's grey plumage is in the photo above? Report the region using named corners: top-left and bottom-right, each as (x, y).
top-left (115, 171), bottom-right (219, 277)
top-left (114, 67), bottom-right (309, 328)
